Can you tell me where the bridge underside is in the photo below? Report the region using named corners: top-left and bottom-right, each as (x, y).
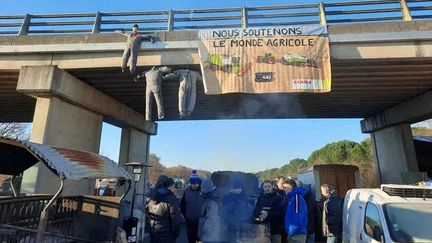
top-left (1, 57), bottom-right (432, 122)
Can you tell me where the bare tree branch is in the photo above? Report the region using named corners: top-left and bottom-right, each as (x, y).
top-left (0, 123), bottom-right (30, 140)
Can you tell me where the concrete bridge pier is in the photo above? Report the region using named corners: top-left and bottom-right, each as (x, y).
top-left (21, 95), bottom-right (104, 195)
top-left (370, 124), bottom-right (420, 184)
top-left (16, 65), bottom-right (157, 196)
top-left (119, 127), bottom-right (152, 241)
top-left (362, 89), bottom-right (432, 184)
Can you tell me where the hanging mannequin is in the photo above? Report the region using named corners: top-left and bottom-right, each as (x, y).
top-left (136, 66), bottom-right (171, 120)
top-left (116, 24), bottom-right (155, 74)
top-left (164, 69), bottom-right (202, 118)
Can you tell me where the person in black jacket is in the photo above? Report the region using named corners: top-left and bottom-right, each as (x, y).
top-left (254, 180), bottom-right (283, 243)
top-left (146, 175), bottom-right (183, 243)
top-left (180, 170), bottom-right (203, 243)
top-left (321, 184), bottom-right (343, 243)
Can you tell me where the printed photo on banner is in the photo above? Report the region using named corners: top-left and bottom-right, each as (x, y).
top-left (197, 25), bottom-right (331, 95)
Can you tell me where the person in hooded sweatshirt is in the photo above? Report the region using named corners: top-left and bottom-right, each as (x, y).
top-left (254, 180), bottom-right (283, 243)
top-left (146, 175), bottom-right (183, 243)
top-left (282, 179), bottom-right (308, 243)
top-left (198, 179), bottom-right (222, 243)
top-left (298, 181), bottom-right (317, 243)
top-left (221, 179), bottom-right (253, 243)
top-left (181, 170), bottom-right (204, 243)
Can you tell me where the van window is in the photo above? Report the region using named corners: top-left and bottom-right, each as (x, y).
top-left (364, 203), bottom-right (383, 241)
top-left (384, 203), bottom-right (432, 243)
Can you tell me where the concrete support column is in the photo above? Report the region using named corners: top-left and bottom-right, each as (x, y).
top-left (119, 127), bottom-right (152, 241)
top-left (17, 65), bottom-right (157, 195)
top-left (22, 96), bottom-right (103, 195)
top-left (370, 123), bottom-right (420, 184)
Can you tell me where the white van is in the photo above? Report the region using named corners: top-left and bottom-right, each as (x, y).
top-left (343, 184), bottom-right (432, 243)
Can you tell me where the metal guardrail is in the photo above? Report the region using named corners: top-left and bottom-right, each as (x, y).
top-left (0, 0), bottom-right (431, 36)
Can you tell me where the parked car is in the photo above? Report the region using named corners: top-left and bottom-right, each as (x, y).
top-left (343, 184), bottom-right (432, 243)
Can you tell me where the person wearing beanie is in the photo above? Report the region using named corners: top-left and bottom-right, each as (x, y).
top-left (181, 170), bottom-right (204, 243)
top-left (146, 175), bottom-right (183, 243)
top-left (198, 179), bottom-right (222, 243)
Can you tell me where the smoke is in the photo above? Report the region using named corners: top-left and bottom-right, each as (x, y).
top-left (216, 93), bottom-right (305, 120)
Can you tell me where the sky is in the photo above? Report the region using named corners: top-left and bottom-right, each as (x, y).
top-left (99, 119), bottom-right (368, 173)
top-left (3, 0), bottom-right (372, 173)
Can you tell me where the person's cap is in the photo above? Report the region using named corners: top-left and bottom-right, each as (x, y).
top-left (189, 169), bottom-right (201, 184)
top-left (201, 179), bottom-right (216, 194)
top-left (133, 24), bottom-right (139, 28)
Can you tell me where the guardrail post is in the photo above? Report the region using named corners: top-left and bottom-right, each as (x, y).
top-left (319, 2), bottom-right (327, 25)
top-left (18, 13), bottom-right (31, 36)
top-left (400, 0), bottom-right (413, 21)
top-left (167, 10), bottom-right (174, 31)
top-left (92, 11), bottom-right (102, 34)
top-left (242, 6), bottom-right (248, 29)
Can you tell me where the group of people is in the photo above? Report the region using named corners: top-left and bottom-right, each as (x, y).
top-left (145, 171), bottom-right (343, 243)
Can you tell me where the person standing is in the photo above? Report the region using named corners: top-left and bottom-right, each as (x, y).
top-left (282, 179), bottom-right (308, 243)
top-left (274, 176), bottom-right (286, 197)
top-left (198, 179), bottom-right (222, 243)
top-left (298, 181), bottom-right (317, 243)
top-left (274, 176), bottom-right (287, 243)
top-left (254, 180), bottom-right (283, 243)
top-left (146, 175), bottom-right (183, 243)
top-left (321, 184), bottom-right (343, 243)
top-left (221, 179), bottom-right (253, 243)
top-left (117, 24), bottom-right (155, 74)
top-left (181, 170), bottom-right (204, 243)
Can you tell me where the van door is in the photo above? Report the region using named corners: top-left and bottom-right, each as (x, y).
top-left (360, 202), bottom-right (385, 243)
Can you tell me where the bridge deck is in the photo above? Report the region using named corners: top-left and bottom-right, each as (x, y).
top-left (2, 57), bottom-right (432, 122)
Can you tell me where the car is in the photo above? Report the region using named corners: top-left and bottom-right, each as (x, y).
top-left (343, 184), bottom-right (432, 243)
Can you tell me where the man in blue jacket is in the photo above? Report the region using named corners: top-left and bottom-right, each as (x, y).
top-left (283, 179), bottom-right (308, 243)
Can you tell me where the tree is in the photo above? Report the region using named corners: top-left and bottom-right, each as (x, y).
top-left (147, 153), bottom-right (166, 184)
top-left (257, 139), bottom-right (379, 188)
top-left (0, 123), bottom-right (29, 139)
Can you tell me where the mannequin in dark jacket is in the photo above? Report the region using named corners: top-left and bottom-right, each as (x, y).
top-left (254, 180), bottom-right (283, 243)
top-left (181, 170), bottom-right (203, 243)
top-left (146, 175), bottom-right (183, 243)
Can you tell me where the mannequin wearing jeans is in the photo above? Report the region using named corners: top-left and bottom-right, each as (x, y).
top-left (164, 69), bottom-right (202, 118)
top-left (136, 66), bottom-right (171, 120)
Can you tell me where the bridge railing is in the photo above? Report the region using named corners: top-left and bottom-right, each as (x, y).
top-left (0, 0), bottom-right (431, 36)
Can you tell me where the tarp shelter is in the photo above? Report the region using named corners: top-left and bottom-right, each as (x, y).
top-left (0, 136), bottom-right (132, 242)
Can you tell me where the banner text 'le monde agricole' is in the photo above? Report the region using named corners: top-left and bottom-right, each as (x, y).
top-left (198, 25), bottom-right (331, 95)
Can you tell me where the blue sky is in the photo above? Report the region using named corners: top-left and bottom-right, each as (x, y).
top-left (99, 119), bottom-right (368, 173)
top-left (3, 0), bottom-right (371, 172)
top-left (1, 0), bottom-right (355, 14)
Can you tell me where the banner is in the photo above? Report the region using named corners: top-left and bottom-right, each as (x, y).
top-left (198, 25), bottom-right (331, 94)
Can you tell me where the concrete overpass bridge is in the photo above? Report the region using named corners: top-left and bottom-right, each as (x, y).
top-left (1, 0), bottom-right (432, 195)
